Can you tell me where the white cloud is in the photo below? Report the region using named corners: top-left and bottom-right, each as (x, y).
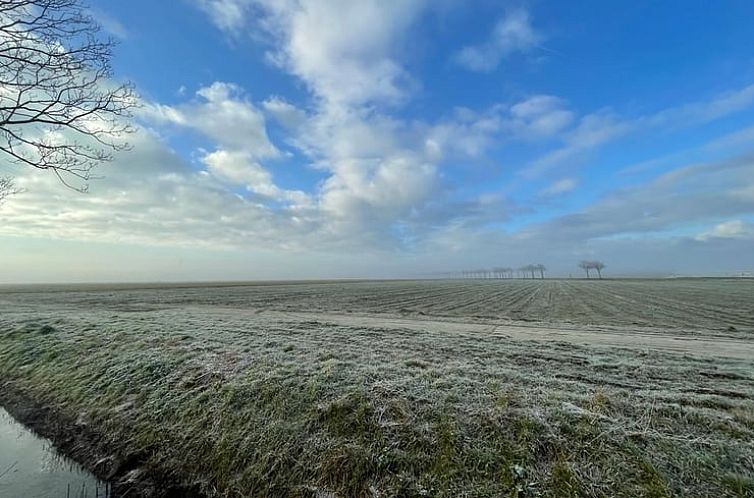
top-left (192, 1), bottom-right (455, 243)
top-left (202, 0), bottom-right (428, 108)
top-left (195, 0), bottom-right (252, 34)
top-left (522, 153), bottom-right (754, 243)
top-left (321, 154), bottom-right (435, 218)
top-left (649, 84), bottom-right (754, 127)
top-left (140, 83), bottom-right (313, 208)
top-left (525, 111), bottom-right (632, 178)
top-left (696, 220), bottom-right (754, 241)
top-left (0, 126), bottom-right (322, 252)
top-left (541, 178), bottom-right (578, 196)
top-left (262, 96), bottom-right (308, 130)
top-left (509, 95), bottom-right (574, 138)
top-left (275, 0), bottom-right (424, 107)
top-left (703, 124), bottom-right (754, 154)
top-left (145, 82), bottom-right (278, 160)
top-left (202, 149), bottom-right (313, 207)
top-left (425, 119), bottom-right (498, 160)
top-left (91, 9), bottom-right (129, 40)
top-left (524, 84), bottom-right (754, 178)
top-left (422, 97), bottom-right (573, 161)
top-left (202, 150), bottom-right (278, 198)
top-left (454, 9), bottom-right (541, 72)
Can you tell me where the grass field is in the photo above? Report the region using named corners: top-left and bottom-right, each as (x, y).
top-left (1, 279), bottom-right (753, 497)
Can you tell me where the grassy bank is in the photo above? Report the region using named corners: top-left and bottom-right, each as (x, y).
top-left (1, 301), bottom-right (753, 498)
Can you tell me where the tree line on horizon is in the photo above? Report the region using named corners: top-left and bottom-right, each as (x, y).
top-left (448, 261), bottom-right (607, 280)
top-left (454, 264), bottom-right (547, 279)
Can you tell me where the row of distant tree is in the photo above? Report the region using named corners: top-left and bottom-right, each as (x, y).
top-left (456, 265), bottom-right (547, 279)
top-left (452, 261), bottom-right (607, 279)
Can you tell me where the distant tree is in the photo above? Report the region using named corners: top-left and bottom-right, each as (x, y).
top-left (535, 264), bottom-right (546, 279)
top-left (593, 261), bottom-right (605, 279)
top-left (493, 267), bottom-right (512, 279)
top-left (0, 0), bottom-right (137, 192)
top-left (578, 260), bottom-right (606, 279)
top-left (578, 261), bottom-right (591, 279)
top-left (520, 264), bottom-right (537, 279)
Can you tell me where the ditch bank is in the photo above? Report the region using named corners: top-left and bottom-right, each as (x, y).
top-left (0, 382), bottom-right (205, 498)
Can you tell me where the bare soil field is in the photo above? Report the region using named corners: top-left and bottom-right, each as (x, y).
top-left (4, 278), bottom-right (752, 335)
top-left (0, 279), bottom-right (753, 497)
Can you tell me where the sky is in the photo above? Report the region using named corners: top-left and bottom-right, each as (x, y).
top-left (2, 0), bottom-right (754, 282)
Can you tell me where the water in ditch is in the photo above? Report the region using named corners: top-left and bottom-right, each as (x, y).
top-left (0, 407), bottom-right (112, 498)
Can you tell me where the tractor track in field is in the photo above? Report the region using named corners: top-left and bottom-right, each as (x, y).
top-left (189, 306), bottom-right (754, 360)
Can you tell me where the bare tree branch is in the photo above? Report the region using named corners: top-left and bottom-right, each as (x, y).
top-left (0, 0), bottom-right (137, 191)
top-left (0, 175), bottom-right (21, 203)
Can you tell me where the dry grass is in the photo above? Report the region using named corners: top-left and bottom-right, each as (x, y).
top-left (0, 280), bottom-right (753, 497)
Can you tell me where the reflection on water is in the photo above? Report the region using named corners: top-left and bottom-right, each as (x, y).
top-left (0, 407), bottom-right (111, 498)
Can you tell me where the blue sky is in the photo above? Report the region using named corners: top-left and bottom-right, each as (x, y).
top-left (2, 0), bottom-right (754, 281)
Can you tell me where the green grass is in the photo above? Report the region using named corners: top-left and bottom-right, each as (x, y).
top-left (0, 283), bottom-right (753, 497)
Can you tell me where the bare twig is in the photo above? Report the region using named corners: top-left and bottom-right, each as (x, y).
top-left (0, 175), bottom-right (22, 202)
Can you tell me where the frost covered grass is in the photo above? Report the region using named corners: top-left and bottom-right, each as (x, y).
top-left (0, 281), bottom-right (753, 497)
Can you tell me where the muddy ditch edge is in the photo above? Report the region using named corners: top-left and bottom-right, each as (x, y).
top-left (0, 380), bottom-right (206, 498)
